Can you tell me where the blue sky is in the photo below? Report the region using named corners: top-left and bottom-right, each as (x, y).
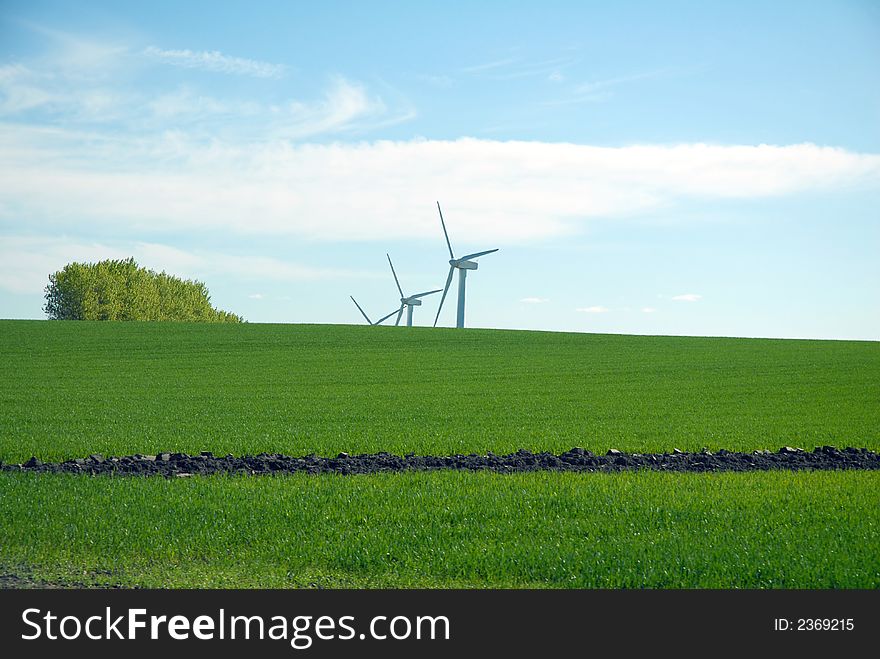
top-left (1, 0), bottom-right (878, 339)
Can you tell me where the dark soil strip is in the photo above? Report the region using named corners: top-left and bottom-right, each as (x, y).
top-left (2, 446), bottom-right (878, 477)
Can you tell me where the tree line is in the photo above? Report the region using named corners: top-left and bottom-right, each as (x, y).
top-left (44, 258), bottom-right (244, 322)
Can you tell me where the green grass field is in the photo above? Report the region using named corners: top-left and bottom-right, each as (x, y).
top-left (1, 320), bottom-right (878, 461)
top-left (1, 319), bottom-right (878, 588)
top-left (2, 470), bottom-right (877, 588)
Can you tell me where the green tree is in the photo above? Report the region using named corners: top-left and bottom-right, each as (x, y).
top-left (43, 258), bottom-right (244, 322)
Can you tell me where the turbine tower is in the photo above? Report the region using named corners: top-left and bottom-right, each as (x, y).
top-left (350, 296), bottom-right (400, 326)
top-left (433, 202), bottom-right (499, 329)
top-left (386, 254), bottom-right (442, 326)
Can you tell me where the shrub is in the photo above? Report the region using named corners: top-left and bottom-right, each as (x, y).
top-left (44, 257), bottom-right (243, 322)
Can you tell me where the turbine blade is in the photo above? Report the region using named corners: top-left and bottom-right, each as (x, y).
top-left (395, 304), bottom-right (404, 326)
top-left (350, 296), bottom-right (373, 325)
top-left (459, 248), bottom-right (499, 261)
top-left (410, 288), bottom-right (443, 299)
top-left (433, 266), bottom-right (455, 327)
top-left (387, 253), bottom-right (404, 298)
top-left (437, 201), bottom-right (455, 259)
top-left (375, 308), bottom-right (400, 325)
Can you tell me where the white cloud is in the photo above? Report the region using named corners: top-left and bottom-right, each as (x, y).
top-left (144, 46), bottom-right (286, 79)
top-left (0, 35), bottom-right (402, 135)
top-left (0, 27), bottom-right (138, 119)
top-left (546, 68), bottom-right (687, 106)
top-left (671, 294), bottom-right (702, 302)
top-left (248, 293), bottom-right (265, 299)
top-left (0, 236), bottom-right (117, 295)
top-left (463, 55), bottom-right (579, 81)
top-left (2, 131), bottom-right (877, 244)
top-left (520, 297), bottom-right (549, 304)
top-left (577, 306), bottom-right (609, 313)
top-left (0, 64), bottom-right (52, 113)
top-left (642, 307), bottom-right (657, 313)
top-left (0, 61), bottom-right (132, 119)
top-left (23, 22), bottom-right (129, 73)
top-left (280, 76), bottom-right (393, 138)
top-left (0, 236), bottom-right (380, 295)
top-left (461, 57), bottom-right (520, 74)
top-left (573, 71), bottom-right (663, 96)
top-left (492, 57), bottom-right (579, 81)
top-left (147, 87), bottom-right (244, 119)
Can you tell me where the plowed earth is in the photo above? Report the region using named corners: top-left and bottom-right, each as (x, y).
top-left (5, 446), bottom-right (877, 477)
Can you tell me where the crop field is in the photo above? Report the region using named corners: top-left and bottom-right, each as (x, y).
top-left (1, 319), bottom-right (878, 588)
top-left (1, 320), bottom-right (878, 460)
top-left (2, 470), bottom-right (878, 588)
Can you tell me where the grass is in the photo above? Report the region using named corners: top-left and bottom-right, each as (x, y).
top-left (1, 470), bottom-right (877, 588)
top-left (1, 319), bottom-right (877, 588)
top-left (1, 319), bottom-right (878, 462)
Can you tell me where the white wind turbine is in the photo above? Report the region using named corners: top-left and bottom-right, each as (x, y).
top-left (349, 296), bottom-right (400, 326)
top-left (386, 254), bottom-right (442, 326)
top-left (433, 202), bottom-right (499, 329)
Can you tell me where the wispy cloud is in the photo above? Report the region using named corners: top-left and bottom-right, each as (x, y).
top-left (0, 58), bottom-right (132, 120)
top-left (144, 46), bottom-right (286, 78)
top-left (20, 21), bottom-right (130, 77)
top-left (0, 64), bottom-right (52, 113)
top-left (248, 293), bottom-right (265, 299)
top-left (573, 71), bottom-right (664, 95)
top-left (3, 132), bottom-right (877, 244)
top-left (642, 307), bottom-right (657, 313)
top-left (0, 42), bottom-right (407, 137)
top-left (2, 36), bottom-right (878, 245)
top-left (489, 56), bottom-right (579, 81)
top-left (577, 306), bottom-right (609, 313)
top-left (0, 236), bottom-right (381, 296)
top-left (520, 297), bottom-right (549, 304)
top-left (671, 294), bottom-right (702, 302)
top-left (147, 86), bottom-right (250, 119)
top-left (545, 68), bottom-right (684, 106)
top-left (463, 55), bottom-right (579, 82)
top-left (461, 57), bottom-right (520, 74)
top-left (280, 76), bottom-right (394, 138)
top-left (144, 76), bottom-right (410, 138)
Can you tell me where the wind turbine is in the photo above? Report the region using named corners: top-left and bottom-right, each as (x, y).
top-left (350, 296), bottom-right (400, 325)
top-left (433, 202), bottom-right (499, 329)
top-left (386, 254), bottom-right (442, 326)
